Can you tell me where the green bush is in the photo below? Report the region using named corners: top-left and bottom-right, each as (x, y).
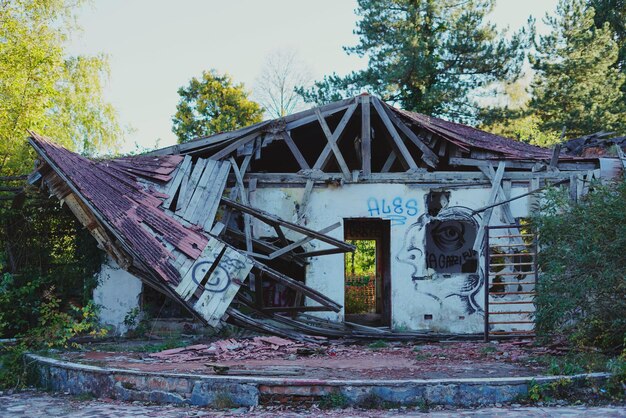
top-left (532, 180), bottom-right (626, 352)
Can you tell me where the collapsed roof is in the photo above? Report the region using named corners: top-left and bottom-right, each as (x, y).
top-left (27, 94), bottom-right (618, 340)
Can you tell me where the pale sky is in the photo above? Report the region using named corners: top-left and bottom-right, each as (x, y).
top-left (66, 0), bottom-right (559, 153)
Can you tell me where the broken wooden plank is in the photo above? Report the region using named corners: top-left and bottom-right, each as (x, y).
top-left (267, 222), bottom-right (341, 260)
top-left (296, 179), bottom-right (314, 224)
top-left (253, 262), bottom-right (342, 312)
top-left (163, 155), bottom-right (192, 209)
top-left (221, 197), bottom-right (355, 252)
top-left (175, 237), bottom-right (226, 300)
top-left (200, 161), bottom-right (231, 231)
top-left (194, 246), bottom-right (253, 327)
top-left (176, 158), bottom-right (207, 213)
top-left (182, 159), bottom-right (218, 221)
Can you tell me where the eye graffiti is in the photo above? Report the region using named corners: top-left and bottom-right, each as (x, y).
top-left (426, 219), bottom-right (478, 274)
top-left (431, 221), bottom-right (466, 252)
top-left (366, 197), bottom-right (418, 226)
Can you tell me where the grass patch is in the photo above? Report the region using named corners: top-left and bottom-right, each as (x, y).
top-left (414, 352), bottom-right (432, 361)
top-left (367, 340), bottom-right (388, 350)
top-left (480, 345), bottom-right (498, 355)
top-left (319, 392), bottom-right (349, 409)
top-left (213, 391), bottom-right (236, 409)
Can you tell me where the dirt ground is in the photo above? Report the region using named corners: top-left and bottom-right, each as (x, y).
top-left (58, 338), bottom-right (552, 380)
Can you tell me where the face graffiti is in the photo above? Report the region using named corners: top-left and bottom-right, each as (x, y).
top-left (396, 205), bottom-right (484, 316)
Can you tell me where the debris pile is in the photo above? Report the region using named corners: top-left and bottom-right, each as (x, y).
top-left (149, 336), bottom-right (326, 362)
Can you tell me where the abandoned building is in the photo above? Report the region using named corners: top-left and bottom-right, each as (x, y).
top-left (27, 94), bottom-right (626, 340)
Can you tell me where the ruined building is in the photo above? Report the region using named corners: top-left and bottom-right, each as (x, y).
top-left (27, 94), bottom-right (625, 340)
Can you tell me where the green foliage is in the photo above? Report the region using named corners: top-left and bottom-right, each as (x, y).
top-left (23, 287), bottom-right (105, 349)
top-left (589, 0), bottom-right (626, 76)
top-left (0, 189), bottom-right (103, 338)
top-left (367, 339), bottom-right (388, 350)
top-left (319, 392), bottom-right (349, 409)
top-left (298, 0), bottom-right (528, 121)
top-left (532, 180), bottom-right (626, 352)
top-left (0, 0), bottom-right (123, 177)
top-left (528, 0), bottom-right (626, 137)
top-left (345, 240), bottom-right (376, 276)
top-left (172, 70), bottom-right (264, 143)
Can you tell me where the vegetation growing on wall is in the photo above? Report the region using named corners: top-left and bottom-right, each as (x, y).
top-left (532, 180), bottom-right (626, 353)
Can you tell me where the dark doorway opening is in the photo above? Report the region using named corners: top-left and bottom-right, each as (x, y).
top-left (344, 218), bottom-right (391, 326)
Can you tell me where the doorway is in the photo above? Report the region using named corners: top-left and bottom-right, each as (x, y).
top-left (344, 218), bottom-right (390, 326)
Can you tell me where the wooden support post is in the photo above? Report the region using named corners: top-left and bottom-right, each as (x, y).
top-left (360, 95), bottom-right (372, 177)
top-left (297, 179), bottom-right (314, 225)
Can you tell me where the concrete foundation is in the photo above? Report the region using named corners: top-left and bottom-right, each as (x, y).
top-left (27, 354), bottom-right (610, 408)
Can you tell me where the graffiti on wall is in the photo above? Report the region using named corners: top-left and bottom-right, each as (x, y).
top-left (396, 205), bottom-right (484, 315)
top-left (366, 197), bottom-right (418, 226)
top-left (191, 256), bottom-right (247, 293)
top-left (425, 219), bottom-right (478, 273)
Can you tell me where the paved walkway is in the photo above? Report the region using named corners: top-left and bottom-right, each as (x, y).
top-left (0, 391), bottom-right (624, 417)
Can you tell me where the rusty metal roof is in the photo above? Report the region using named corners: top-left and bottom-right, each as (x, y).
top-left (392, 108), bottom-right (554, 160)
top-left (29, 132), bottom-right (208, 284)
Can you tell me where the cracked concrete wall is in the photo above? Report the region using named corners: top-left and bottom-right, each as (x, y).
top-left (252, 183), bottom-right (532, 333)
top-left (93, 256), bottom-right (143, 335)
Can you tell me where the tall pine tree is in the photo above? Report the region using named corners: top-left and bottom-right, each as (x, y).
top-left (528, 0), bottom-right (625, 137)
top-left (297, 0), bottom-right (528, 122)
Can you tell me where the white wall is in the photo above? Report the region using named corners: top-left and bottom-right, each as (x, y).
top-left (93, 256), bottom-right (143, 335)
top-left (252, 182), bottom-right (533, 333)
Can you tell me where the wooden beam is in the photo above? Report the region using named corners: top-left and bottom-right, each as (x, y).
top-left (253, 262), bottom-right (342, 312)
top-left (450, 157), bottom-right (597, 171)
top-left (382, 104), bottom-right (438, 168)
top-left (315, 108), bottom-right (352, 181)
top-left (296, 179), bottom-right (314, 224)
top-left (371, 97), bottom-right (418, 171)
top-left (312, 103), bottom-right (358, 171)
top-left (360, 95), bottom-right (372, 176)
top-left (221, 197), bottom-right (355, 252)
top-left (549, 143), bottom-right (562, 171)
top-left (381, 151), bottom-right (396, 173)
top-left (229, 157), bottom-right (253, 255)
top-left (268, 222), bottom-right (340, 260)
top-left (473, 161), bottom-right (506, 253)
top-left (281, 131), bottom-right (310, 170)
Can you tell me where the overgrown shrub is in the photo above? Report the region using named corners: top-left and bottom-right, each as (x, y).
top-left (532, 180), bottom-right (626, 352)
top-left (0, 189), bottom-right (102, 338)
top-left (0, 190), bottom-right (106, 389)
